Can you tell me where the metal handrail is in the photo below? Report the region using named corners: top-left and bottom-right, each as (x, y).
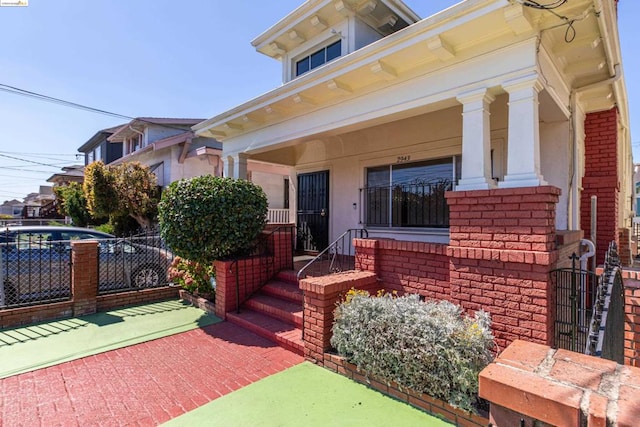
top-left (296, 228), bottom-right (368, 281)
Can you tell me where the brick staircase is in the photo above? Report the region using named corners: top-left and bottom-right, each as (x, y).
top-left (226, 270), bottom-right (304, 355)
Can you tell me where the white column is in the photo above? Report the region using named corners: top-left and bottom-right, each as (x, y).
top-left (455, 88), bottom-right (496, 191)
top-left (224, 154), bottom-right (249, 179)
top-left (500, 75), bottom-right (547, 188)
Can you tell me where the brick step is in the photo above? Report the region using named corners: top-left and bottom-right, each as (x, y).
top-left (261, 279), bottom-right (303, 304)
top-left (226, 309), bottom-right (303, 356)
top-left (275, 269), bottom-right (299, 285)
top-left (244, 293), bottom-right (303, 327)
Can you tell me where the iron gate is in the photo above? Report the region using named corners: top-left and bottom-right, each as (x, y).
top-left (553, 254), bottom-right (600, 353)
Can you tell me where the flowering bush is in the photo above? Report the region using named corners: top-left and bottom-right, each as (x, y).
top-left (168, 256), bottom-right (215, 299)
top-left (331, 291), bottom-right (494, 412)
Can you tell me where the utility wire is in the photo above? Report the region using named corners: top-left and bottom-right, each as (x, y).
top-left (0, 83), bottom-right (202, 133)
top-left (0, 153), bottom-right (66, 168)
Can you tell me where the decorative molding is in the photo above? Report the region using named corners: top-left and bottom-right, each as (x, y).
top-left (504, 4), bottom-right (534, 35)
top-left (288, 30), bottom-right (305, 44)
top-left (223, 122), bottom-right (243, 131)
top-left (310, 15), bottom-right (327, 31)
top-left (356, 0), bottom-right (377, 15)
top-left (370, 60), bottom-right (397, 80)
top-left (292, 94), bottom-right (316, 106)
top-left (269, 42), bottom-right (286, 57)
top-left (426, 35), bottom-right (455, 61)
top-left (327, 79), bottom-right (353, 95)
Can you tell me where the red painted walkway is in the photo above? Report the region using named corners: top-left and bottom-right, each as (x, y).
top-left (0, 322), bottom-right (304, 426)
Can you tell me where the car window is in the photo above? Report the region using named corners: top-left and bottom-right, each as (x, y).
top-left (16, 232), bottom-right (55, 250)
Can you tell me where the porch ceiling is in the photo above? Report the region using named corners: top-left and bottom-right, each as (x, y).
top-left (194, 0), bottom-right (620, 144)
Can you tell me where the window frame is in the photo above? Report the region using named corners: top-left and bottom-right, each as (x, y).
top-left (294, 39), bottom-right (342, 78)
top-left (361, 156), bottom-right (460, 230)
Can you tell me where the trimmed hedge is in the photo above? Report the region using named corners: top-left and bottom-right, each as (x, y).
top-left (158, 175), bottom-right (267, 264)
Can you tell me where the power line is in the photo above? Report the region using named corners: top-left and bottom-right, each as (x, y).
top-left (0, 83), bottom-right (202, 133)
top-left (0, 153), bottom-right (67, 168)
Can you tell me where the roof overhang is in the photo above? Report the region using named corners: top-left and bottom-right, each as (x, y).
top-left (195, 0), bottom-right (627, 145)
top-left (252, 0), bottom-right (422, 59)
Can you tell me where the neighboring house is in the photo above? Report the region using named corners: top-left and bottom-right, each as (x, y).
top-left (46, 165), bottom-right (85, 187)
top-left (22, 186), bottom-right (57, 219)
top-left (105, 117), bottom-right (224, 188)
top-left (77, 125), bottom-right (124, 166)
top-left (194, 0), bottom-right (632, 262)
top-left (0, 199), bottom-right (24, 218)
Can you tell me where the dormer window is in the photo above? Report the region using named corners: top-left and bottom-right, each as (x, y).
top-left (295, 40), bottom-right (342, 77)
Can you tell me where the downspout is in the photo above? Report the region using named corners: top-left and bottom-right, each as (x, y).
top-left (128, 125), bottom-right (145, 153)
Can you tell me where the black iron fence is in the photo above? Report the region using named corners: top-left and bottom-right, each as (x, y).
top-left (97, 232), bottom-right (175, 295)
top-left (585, 242), bottom-right (625, 363)
top-left (553, 254), bottom-right (599, 353)
top-left (297, 228), bottom-right (368, 281)
top-left (1, 237), bottom-right (72, 308)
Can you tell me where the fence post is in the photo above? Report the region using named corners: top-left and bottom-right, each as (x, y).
top-left (71, 240), bottom-right (98, 316)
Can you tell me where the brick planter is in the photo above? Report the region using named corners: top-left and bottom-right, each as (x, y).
top-left (323, 353), bottom-right (488, 427)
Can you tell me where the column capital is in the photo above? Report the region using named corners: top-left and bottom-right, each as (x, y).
top-left (502, 73), bottom-right (544, 95)
top-left (456, 87), bottom-right (495, 106)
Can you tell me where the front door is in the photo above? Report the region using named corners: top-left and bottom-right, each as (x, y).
top-left (296, 170), bottom-right (329, 253)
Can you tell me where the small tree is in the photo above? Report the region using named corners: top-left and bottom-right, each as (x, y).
top-left (53, 182), bottom-right (91, 227)
top-left (84, 161), bottom-right (159, 230)
top-left (158, 175), bottom-right (268, 265)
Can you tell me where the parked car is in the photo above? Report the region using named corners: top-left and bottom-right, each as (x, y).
top-left (0, 226), bottom-right (172, 307)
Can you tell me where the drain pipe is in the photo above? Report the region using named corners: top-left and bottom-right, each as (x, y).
top-left (579, 238), bottom-right (596, 326)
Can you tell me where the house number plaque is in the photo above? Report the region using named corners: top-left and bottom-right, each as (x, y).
top-left (396, 155), bottom-right (411, 163)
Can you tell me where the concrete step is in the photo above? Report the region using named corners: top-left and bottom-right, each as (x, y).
top-left (261, 279), bottom-right (303, 304)
top-left (227, 309), bottom-right (303, 356)
top-left (244, 293), bottom-right (303, 327)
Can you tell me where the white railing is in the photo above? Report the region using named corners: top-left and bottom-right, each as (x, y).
top-left (267, 209), bottom-right (291, 224)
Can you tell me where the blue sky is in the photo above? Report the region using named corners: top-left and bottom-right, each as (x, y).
top-left (0, 0), bottom-right (638, 201)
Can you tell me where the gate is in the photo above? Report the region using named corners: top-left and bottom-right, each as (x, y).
top-left (553, 254), bottom-right (599, 353)
top-left (296, 170), bottom-right (329, 253)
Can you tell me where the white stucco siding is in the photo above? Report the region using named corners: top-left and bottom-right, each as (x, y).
top-left (540, 121), bottom-right (570, 230)
top-left (354, 17), bottom-right (383, 51)
top-left (251, 171), bottom-right (286, 209)
top-left (146, 125), bottom-right (189, 145)
top-left (167, 146), bottom-right (219, 184)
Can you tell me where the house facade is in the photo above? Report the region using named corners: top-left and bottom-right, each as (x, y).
top-left (78, 125), bottom-right (124, 167)
top-left (104, 118), bottom-right (223, 187)
top-left (194, 0), bottom-right (632, 349)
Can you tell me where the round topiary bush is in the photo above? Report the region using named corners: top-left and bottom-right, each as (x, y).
top-left (158, 175), bottom-right (268, 264)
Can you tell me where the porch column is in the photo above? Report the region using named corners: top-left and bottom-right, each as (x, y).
top-left (456, 88), bottom-right (496, 190)
top-left (500, 75), bottom-right (547, 188)
top-left (224, 153), bottom-right (249, 179)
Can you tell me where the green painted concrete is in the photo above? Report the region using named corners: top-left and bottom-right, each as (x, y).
top-left (164, 362), bottom-right (453, 427)
top-left (0, 299), bottom-right (219, 378)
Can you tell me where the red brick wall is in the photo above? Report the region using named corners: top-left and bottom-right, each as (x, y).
top-left (581, 107), bottom-right (619, 265)
top-left (213, 226), bottom-right (295, 318)
top-left (625, 286), bottom-right (640, 367)
top-left (354, 239), bottom-right (450, 300)
top-left (480, 340), bottom-right (640, 426)
top-left (446, 186), bottom-right (560, 350)
top-left (0, 240), bottom-right (179, 329)
top-left (300, 271), bottom-right (378, 362)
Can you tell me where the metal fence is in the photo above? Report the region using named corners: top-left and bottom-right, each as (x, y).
top-left (0, 237), bottom-right (72, 308)
top-left (0, 231), bottom-right (175, 308)
top-left (97, 232), bottom-right (175, 295)
top-left (585, 242), bottom-right (625, 363)
top-left (552, 254), bottom-right (599, 353)
top-left (297, 228), bottom-right (368, 280)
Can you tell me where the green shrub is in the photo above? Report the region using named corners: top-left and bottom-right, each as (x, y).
top-left (168, 256), bottom-right (215, 297)
top-left (158, 175), bottom-right (267, 264)
top-left (331, 292), bottom-right (494, 412)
